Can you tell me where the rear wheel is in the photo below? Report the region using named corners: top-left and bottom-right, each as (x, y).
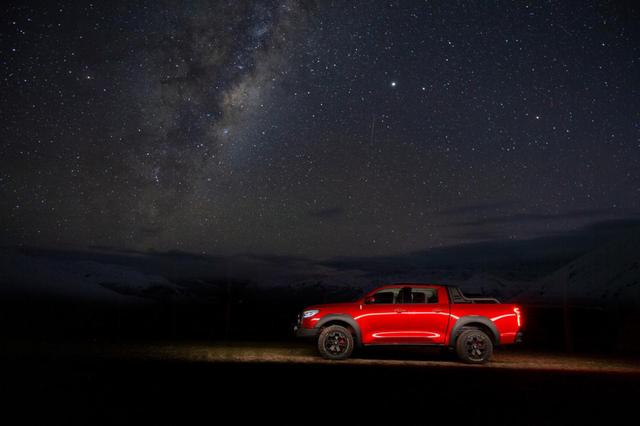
top-left (455, 328), bottom-right (493, 364)
top-left (317, 325), bottom-right (354, 360)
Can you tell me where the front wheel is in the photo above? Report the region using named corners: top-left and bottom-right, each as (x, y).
top-left (455, 328), bottom-right (493, 364)
top-left (317, 325), bottom-right (354, 360)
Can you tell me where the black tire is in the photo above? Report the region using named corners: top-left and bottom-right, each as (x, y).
top-left (317, 325), bottom-right (354, 360)
top-left (455, 328), bottom-right (493, 364)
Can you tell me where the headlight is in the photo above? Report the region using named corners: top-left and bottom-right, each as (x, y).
top-left (302, 309), bottom-right (319, 318)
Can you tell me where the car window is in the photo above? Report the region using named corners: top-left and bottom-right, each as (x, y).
top-left (369, 289), bottom-right (399, 304)
top-left (409, 288), bottom-right (438, 304)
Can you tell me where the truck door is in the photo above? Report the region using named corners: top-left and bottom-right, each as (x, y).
top-left (355, 288), bottom-right (406, 344)
top-left (394, 286), bottom-right (450, 345)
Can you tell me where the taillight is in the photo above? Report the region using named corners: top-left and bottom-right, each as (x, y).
top-left (513, 307), bottom-right (522, 327)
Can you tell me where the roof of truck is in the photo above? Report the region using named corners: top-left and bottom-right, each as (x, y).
top-left (376, 283), bottom-right (456, 288)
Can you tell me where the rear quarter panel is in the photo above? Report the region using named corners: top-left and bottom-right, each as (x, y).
top-left (449, 303), bottom-right (520, 345)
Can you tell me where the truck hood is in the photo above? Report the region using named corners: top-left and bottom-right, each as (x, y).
top-left (305, 302), bottom-right (358, 311)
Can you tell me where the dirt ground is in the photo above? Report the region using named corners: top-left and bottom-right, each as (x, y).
top-left (7, 340), bottom-right (640, 374)
top-left (2, 340), bottom-right (639, 425)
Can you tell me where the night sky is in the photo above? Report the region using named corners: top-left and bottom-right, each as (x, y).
top-left (2, 1), bottom-right (639, 259)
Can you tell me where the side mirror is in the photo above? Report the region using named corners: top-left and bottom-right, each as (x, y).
top-left (364, 296), bottom-right (375, 304)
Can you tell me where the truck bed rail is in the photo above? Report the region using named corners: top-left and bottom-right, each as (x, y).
top-left (447, 287), bottom-right (501, 304)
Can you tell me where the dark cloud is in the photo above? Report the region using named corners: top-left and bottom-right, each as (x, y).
top-left (452, 208), bottom-right (630, 227)
top-left (448, 229), bottom-right (509, 241)
top-left (323, 217), bottom-right (640, 273)
top-left (438, 202), bottom-right (512, 216)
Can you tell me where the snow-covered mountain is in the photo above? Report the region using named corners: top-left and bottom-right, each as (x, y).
top-left (0, 248), bottom-right (174, 303)
top-left (4, 229), bottom-right (638, 307)
top-left (0, 246), bottom-right (536, 304)
top-left (518, 230), bottom-right (640, 306)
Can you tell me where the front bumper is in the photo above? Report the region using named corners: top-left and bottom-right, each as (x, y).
top-left (294, 325), bottom-right (320, 338)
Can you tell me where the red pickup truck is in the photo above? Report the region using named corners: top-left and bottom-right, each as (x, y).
top-left (294, 283), bottom-right (523, 363)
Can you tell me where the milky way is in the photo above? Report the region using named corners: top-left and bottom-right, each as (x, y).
top-left (1, 1), bottom-right (639, 258)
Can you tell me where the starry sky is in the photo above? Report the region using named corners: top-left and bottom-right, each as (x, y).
top-left (1, 1), bottom-right (639, 259)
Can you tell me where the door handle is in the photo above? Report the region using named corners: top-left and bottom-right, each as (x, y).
top-left (394, 308), bottom-right (407, 313)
